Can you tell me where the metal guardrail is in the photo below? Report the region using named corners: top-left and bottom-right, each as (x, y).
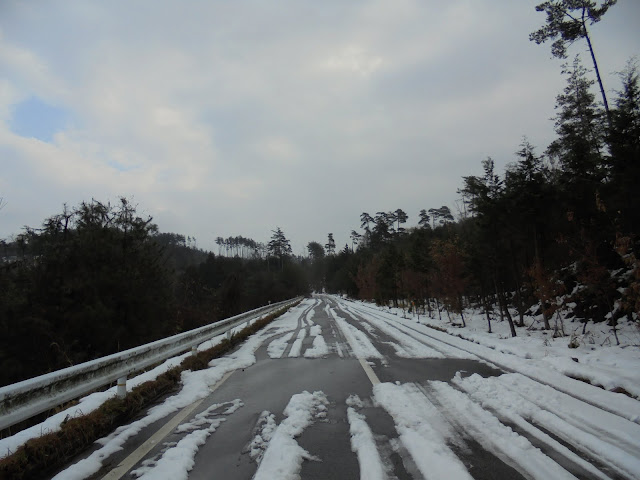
top-left (0, 297), bottom-right (301, 431)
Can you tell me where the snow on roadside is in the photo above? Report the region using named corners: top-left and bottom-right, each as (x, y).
top-left (288, 328), bottom-right (307, 357)
top-left (337, 299), bottom-right (473, 360)
top-left (253, 391), bottom-right (328, 480)
top-left (0, 348), bottom-right (193, 459)
top-left (346, 395), bottom-right (387, 480)
top-left (343, 297), bottom-right (640, 398)
top-left (329, 307), bottom-right (383, 359)
top-left (51, 301), bottom-right (310, 480)
top-left (373, 382), bottom-right (473, 480)
top-left (341, 298), bottom-right (640, 422)
top-left (131, 399), bottom-right (243, 480)
top-left (429, 381), bottom-right (586, 480)
top-left (452, 372), bottom-right (640, 479)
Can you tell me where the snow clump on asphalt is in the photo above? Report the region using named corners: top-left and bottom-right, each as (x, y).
top-left (131, 399), bottom-right (243, 480)
top-left (253, 390), bottom-right (328, 480)
top-left (346, 394), bottom-right (387, 480)
top-left (247, 411), bottom-right (278, 465)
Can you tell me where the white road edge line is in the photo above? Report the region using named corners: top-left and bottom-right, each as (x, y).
top-left (102, 369), bottom-right (236, 480)
top-left (358, 357), bottom-right (381, 386)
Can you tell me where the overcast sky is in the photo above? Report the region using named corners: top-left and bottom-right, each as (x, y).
top-left (1, 1), bottom-right (638, 254)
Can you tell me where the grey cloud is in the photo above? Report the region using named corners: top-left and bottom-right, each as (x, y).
top-left (1, 0), bottom-right (638, 253)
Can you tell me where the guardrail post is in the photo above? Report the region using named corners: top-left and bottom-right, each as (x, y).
top-left (117, 376), bottom-right (127, 398)
top-left (226, 329), bottom-right (232, 341)
top-left (191, 346), bottom-right (198, 356)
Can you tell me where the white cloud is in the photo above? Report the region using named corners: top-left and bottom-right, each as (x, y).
top-left (0, 0), bottom-right (638, 251)
top-left (324, 46), bottom-right (384, 76)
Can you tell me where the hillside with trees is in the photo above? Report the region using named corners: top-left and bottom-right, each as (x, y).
top-left (0, 204), bottom-right (309, 387)
top-left (312, 62), bottom-right (638, 346)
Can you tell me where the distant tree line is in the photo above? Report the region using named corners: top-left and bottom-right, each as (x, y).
top-left (0, 202), bottom-right (308, 387)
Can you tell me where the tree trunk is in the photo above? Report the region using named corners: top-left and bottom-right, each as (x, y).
top-left (584, 27), bottom-right (612, 127)
top-left (508, 244), bottom-right (526, 328)
top-left (497, 286), bottom-right (517, 337)
top-left (494, 280), bottom-right (504, 323)
top-left (541, 307), bottom-right (551, 330)
top-left (514, 285), bottom-right (526, 327)
top-left (483, 293), bottom-right (493, 334)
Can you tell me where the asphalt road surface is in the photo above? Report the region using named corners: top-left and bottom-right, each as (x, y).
top-left (65, 295), bottom-right (629, 480)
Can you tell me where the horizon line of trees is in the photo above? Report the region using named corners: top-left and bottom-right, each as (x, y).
top-left (0, 205), bottom-right (309, 387)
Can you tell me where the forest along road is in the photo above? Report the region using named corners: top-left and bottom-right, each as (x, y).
top-left (59, 296), bottom-right (640, 480)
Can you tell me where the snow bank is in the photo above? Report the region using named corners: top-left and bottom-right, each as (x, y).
top-left (430, 381), bottom-right (583, 480)
top-left (344, 297), bottom-right (640, 399)
top-left (339, 303), bottom-right (446, 358)
top-left (340, 298), bottom-right (640, 422)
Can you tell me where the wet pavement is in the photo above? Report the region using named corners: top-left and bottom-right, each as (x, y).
top-left (82, 296), bottom-right (529, 480)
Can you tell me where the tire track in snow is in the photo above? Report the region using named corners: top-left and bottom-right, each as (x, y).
top-left (338, 300), bottom-right (474, 360)
top-left (337, 303), bottom-right (449, 359)
top-left (451, 373), bottom-right (640, 479)
top-left (346, 395), bottom-right (389, 480)
top-left (426, 381), bottom-right (596, 480)
top-left (328, 307), bottom-right (383, 360)
top-left (372, 382), bottom-right (474, 480)
top-left (336, 297), bottom-right (640, 425)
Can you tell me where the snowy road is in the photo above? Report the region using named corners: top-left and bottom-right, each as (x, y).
top-left (54, 296), bottom-right (640, 480)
